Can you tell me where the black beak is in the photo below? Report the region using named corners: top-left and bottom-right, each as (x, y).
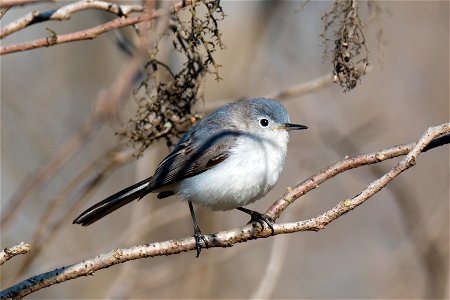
top-left (283, 123), bottom-right (308, 131)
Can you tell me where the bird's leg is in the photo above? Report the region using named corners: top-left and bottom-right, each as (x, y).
top-left (237, 207), bottom-right (275, 235)
top-left (188, 201), bottom-right (209, 257)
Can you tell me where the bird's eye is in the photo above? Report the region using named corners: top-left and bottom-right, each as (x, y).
top-left (260, 118), bottom-right (269, 127)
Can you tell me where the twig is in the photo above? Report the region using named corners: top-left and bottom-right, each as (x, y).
top-left (1, 123), bottom-right (448, 299)
top-left (0, 243), bottom-right (31, 266)
top-left (0, 0), bottom-right (192, 55)
top-left (0, 0), bottom-right (144, 38)
top-left (0, 13), bottom-right (151, 55)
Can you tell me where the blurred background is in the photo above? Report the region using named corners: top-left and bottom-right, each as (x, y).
top-left (1, 1), bottom-right (448, 298)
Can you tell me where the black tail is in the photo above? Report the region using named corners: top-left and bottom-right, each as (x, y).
top-left (73, 177), bottom-right (152, 226)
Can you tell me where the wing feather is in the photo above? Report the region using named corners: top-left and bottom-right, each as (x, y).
top-left (147, 123), bottom-right (240, 191)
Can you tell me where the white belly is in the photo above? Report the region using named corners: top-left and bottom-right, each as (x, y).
top-left (177, 132), bottom-right (289, 211)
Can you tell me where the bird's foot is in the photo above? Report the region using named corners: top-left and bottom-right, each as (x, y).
top-left (238, 207), bottom-right (275, 235)
top-left (248, 211), bottom-right (275, 235)
top-left (193, 227), bottom-right (209, 257)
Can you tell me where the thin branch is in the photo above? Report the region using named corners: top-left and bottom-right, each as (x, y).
top-left (0, 243), bottom-right (31, 266)
top-left (265, 126), bottom-right (447, 220)
top-left (321, 123), bottom-right (448, 299)
top-left (0, 0), bottom-right (192, 55)
top-left (270, 123), bottom-right (450, 230)
top-left (1, 123), bottom-right (448, 299)
top-left (0, 13), bottom-right (151, 55)
top-left (0, 0), bottom-right (144, 38)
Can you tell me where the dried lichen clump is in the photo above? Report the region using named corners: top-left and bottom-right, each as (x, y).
top-left (321, 0), bottom-right (370, 91)
top-left (119, 0), bottom-right (225, 156)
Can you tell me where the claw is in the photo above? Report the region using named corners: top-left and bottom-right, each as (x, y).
top-left (248, 211), bottom-right (275, 235)
top-left (193, 228), bottom-right (209, 257)
top-left (237, 207), bottom-right (275, 235)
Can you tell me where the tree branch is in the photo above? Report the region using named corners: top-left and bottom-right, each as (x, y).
top-left (1, 123), bottom-right (448, 299)
top-left (0, 0), bottom-right (192, 55)
top-left (265, 128), bottom-right (449, 220)
top-left (0, 0), bottom-right (144, 39)
top-left (0, 243), bottom-right (31, 266)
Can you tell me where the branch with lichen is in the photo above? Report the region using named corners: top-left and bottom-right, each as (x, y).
top-left (1, 123), bottom-right (448, 299)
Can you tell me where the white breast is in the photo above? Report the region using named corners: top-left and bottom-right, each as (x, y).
top-left (177, 131), bottom-right (289, 211)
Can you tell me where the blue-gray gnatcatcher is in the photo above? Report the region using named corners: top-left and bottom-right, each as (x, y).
top-left (73, 97), bottom-right (307, 256)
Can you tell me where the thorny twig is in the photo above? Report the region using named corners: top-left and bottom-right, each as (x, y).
top-left (1, 123), bottom-right (448, 299)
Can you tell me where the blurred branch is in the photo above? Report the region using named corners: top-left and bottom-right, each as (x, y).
top-left (0, 0), bottom-right (144, 38)
top-left (0, 114), bottom-right (100, 227)
top-left (0, 243), bottom-right (31, 266)
top-left (265, 127), bottom-right (449, 220)
top-left (1, 123), bottom-right (448, 299)
top-left (270, 123), bottom-right (449, 227)
top-left (0, 0), bottom-right (192, 55)
top-left (0, 7), bottom-right (10, 19)
top-left (7, 147), bottom-right (134, 285)
top-left (0, 0), bottom-right (56, 9)
top-left (1, 1), bottom-right (157, 227)
top-left (211, 67), bottom-right (372, 112)
top-left (321, 121), bottom-right (448, 299)
top-left (250, 211), bottom-right (292, 299)
top-left (266, 65), bottom-right (371, 100)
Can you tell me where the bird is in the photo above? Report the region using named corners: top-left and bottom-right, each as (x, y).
top-left (73, 97), bottom-right (308, 256)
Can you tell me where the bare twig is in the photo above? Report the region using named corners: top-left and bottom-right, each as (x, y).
top-left (0, 0), bottom-right (144, 38)
top-left (0, 243), bottom-right (31, 266)
top-left (1, 123), bottom-right (448, 299)
top-left (0, 0), bottom-right (192, 55)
